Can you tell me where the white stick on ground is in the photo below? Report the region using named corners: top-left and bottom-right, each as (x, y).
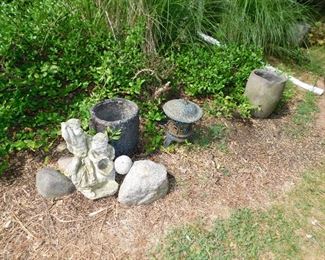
top-left (198, 32), bottom-right (324, 96)
top-left (266, 65), bottom-right (324, 96)
top-left (198, 32), bottom-right (221, 46)
top-left (289, 77), bottom-right (324, 95)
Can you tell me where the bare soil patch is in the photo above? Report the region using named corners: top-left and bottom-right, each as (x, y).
top-left (1, 92), bottom-right (325, 259)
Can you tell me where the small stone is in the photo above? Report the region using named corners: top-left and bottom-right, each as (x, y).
top-left (56, 142), bottom-right (67, 152)
top-left (311, 219), bottom-right (319, 226)
top-left (118, 160), bottom-right (169, 205)
top-left (3, 220), bottom-right (11, 229)
top-left (36, 167), bottom-right (75, 199)
top-left (58, 156), bottom-right (79, 178)
top-left (114, 155), bottom-right (133, 175)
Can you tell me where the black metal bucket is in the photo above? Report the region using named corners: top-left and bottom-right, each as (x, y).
top-left (90, 98), bottom-right (139, 156)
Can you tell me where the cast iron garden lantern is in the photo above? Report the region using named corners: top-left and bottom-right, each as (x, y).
top-left (162, 99), bottom-right (203, 147)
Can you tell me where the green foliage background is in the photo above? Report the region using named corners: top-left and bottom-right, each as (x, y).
top-left (5, 0), bottom-right (315, 174)
top-left (0, 0), bottom-right (150, 171)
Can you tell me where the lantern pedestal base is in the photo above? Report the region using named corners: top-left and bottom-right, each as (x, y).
top-left (163, 132), bottom-right (192, 147)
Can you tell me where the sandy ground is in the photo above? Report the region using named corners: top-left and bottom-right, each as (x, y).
top-left (1, 83), bottom-right (325, 259)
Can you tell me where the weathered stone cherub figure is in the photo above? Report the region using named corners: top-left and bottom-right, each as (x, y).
top-left (58, 119), bottom-right (118, 199)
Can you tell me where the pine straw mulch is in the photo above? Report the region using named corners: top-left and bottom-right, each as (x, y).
top-left (1, 90), bottom-right (325, 259)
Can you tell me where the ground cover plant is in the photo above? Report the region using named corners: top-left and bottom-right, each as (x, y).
top-left (170, 44), bottom-right (264, 117)
top-left (0, 0), bottom-right (160, 170)
top-left (0, 0), bottom-right (267, 174)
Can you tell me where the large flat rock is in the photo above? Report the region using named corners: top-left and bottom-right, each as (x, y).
top-left (118, 160), bottom-right (169, 205)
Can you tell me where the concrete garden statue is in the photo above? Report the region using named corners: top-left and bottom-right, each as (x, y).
top-left (37, 107), bottom-right (169, 204)
top-left (58, 118), bottom-right (118, 200)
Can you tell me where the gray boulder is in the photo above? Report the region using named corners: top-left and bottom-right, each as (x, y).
top-left (118, 160), bottom-right (169, 205)
top-left (36, 167), bottom-right (75, 199)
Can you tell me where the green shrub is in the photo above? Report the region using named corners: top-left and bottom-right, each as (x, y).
top-left (0, 0), bottom-right (160, 173)
top-left (0, 0), bottom-right (270, 175)
top-left (70, 25), bottom-right (166, 153)
top-left (170, 44), bottom-right (264, 117)
top-left (309, 21), bottom-right (325, 46)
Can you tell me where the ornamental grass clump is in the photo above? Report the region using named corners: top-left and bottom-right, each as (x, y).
top-left (216, 0), bottom-right (313, 56)
top-left (94, 0), bottom-right (221, 52)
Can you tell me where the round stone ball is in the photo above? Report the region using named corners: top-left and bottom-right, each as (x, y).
top-left (114, 155), bottom-right (133, 175)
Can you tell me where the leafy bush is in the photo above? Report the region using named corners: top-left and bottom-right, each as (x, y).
top-left (0, 0), bottom-right (104, 166)
top-left (0, 0), bottom-right (161, 173)
top-left (0, 0), bottom-right (268, 175)
top-left (71, 27), bottom-right (166, 153)
top-left (170, 44), bottom-right (264, 116)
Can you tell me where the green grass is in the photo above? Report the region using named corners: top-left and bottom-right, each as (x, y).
top-left (93, 0), bottom-right (314, 57)
top-left (216, 0), bottom-right (313, 57)
top-left (95, 0), bottom-right (221, 52)
top-left (282, 89), bottom-right (319, 138)
top-left (275, 81), bottom-right (296, 114)
top-left (276, 45), bottom-right (325, 78)
top-left (306, 46), bottom-right (325, 77)
top-left (155, 166), bottom-right (325, 259)
top-left (293, 92), bottom-right (319, 126)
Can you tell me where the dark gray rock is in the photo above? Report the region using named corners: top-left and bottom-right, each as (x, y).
top-left (118, 160), bottom-right (169, 205)
top-left (36, 167), bottom-right (75, 199)
top-left (90, 98), bottom-right (139, 156)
